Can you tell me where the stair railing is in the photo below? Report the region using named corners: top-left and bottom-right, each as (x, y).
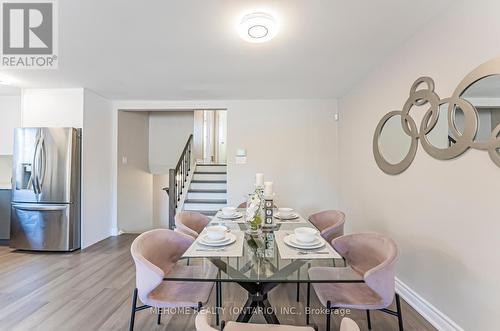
top-left (166, 134), bottom-right (193, 229)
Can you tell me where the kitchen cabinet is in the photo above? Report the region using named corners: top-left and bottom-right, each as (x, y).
top-left (0, 189), bottom-right (10, 240)
top-left (0, 96), bottom-right (21, 155)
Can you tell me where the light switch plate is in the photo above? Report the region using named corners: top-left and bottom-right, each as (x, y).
top-left (235, 156), bottom-right (247, 164)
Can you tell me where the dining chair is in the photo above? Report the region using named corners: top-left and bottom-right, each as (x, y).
top-left (307, 233), bottom-right (403, 331)
top-left (129, 229), bottom-right (215, 331)
top-left (174, 210), bottom-right (224, 325)
top-left (175, 211), bottom-right (211, 238)
top-left (295, 210), bottom-right (346, 303)
top-left (195, 309), bottom-right (317, 331)
top-left (308, 210), bottom-right (345, 244)
top-left (340, 317), bottom-right (360, 331)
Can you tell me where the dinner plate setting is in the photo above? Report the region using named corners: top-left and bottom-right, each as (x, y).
top-left (274, 212), bottom-right (300, 220)
top-left (198, 232), bottom-right (237, 247)
top-left (217, 211), bottom-right (243, 220)
top-left (283, 234), bottom-right (325, 250)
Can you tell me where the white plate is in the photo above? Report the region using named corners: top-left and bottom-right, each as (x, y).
top-left (200, 233), bottom-right (231, 244)
top-left (290, 236), bottom-right (321, 247)
top-left (274, 212), bottom-right (299, 220)
top-left (198, 232), bottom-right (237, 247)
top-left (218, 212), bottom-right (243, 220)
top-left (283, 234), bottom-right (325, 250)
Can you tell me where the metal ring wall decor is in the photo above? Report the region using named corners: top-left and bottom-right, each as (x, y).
top-left (373, 57), bottom-right (500, 174)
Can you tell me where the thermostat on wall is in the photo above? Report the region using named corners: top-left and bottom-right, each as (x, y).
top-left (236, 148), bottom-right (247, 164)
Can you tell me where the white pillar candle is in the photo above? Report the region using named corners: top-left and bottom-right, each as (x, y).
top-left (264, 181), bottom-right (273, 199)
top-left (256, 173), bottom-right (264, 186)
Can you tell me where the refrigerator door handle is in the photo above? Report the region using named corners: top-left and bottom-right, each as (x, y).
top-left (31, 135), bottom-right (41, 194)
top-left (12, 203), bottom-right (68, 211)
top-left (38, 137), bottom-right (46, 190)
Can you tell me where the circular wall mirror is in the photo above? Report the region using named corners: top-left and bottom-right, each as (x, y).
top-left (460, 74), bottom-right (500, 148)
top-left (378, 114), bottom-right (413, 164)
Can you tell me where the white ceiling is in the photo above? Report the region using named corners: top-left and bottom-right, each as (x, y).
top-left (0, 0), bottom-right (452, 100)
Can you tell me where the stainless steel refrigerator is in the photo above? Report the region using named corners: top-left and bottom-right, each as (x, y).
top-left (10, 128), bottom-right (81, 251)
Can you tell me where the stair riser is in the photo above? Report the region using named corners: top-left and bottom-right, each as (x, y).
top-left (184, 203), bottom-right (226, 211)
top-left (193, 173), bottom-right (227, 181)
top-left (190, 182), bottom-right (227, 190)
top-left (195, 165), bottom-right (227, 173)
top-left (187, 192), bottom-right (227, 200)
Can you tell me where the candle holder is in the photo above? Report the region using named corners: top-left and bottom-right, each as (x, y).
top-left (262, 198), bottom-right (276, 229)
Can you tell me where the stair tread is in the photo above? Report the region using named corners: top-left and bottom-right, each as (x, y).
top-left (194, 171), bottom-right (227, 174)
top-left (188, 189), bottom-right (227, 193)
top-left (185, 199), bottom-right (227, 204)
top-left (191, 180), bottom-right (227, 183)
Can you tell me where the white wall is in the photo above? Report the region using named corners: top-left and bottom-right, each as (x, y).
top-left (22, 89), bottom-right (84, 127)
top-left (338, 1), bottom-right (500, 330)
top-left (148, 111), bottom-right (194, 174)
top-left (81, 90), bottom-right (114, 248)
top-left (114, 99), bottom-right (339, 218)
top-left (0, 96), bottom-right (21, 155)
top-left (225, 100), bottom-right (338, 215)
top-left (152, 174), bottom-right (169, 228)
top-left (117, 111), bottom-right (153, 232)
top-left (0, 156), bottom-right (12, 188)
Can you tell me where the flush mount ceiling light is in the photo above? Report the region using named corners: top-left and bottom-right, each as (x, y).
top-left (238, 12), bottom-right (278, 43)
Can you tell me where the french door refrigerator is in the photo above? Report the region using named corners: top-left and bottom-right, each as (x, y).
top-left (10, 128), bottom-right (81, 251)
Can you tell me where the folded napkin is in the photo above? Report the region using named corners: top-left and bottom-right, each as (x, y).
top-left (275, 230), bottom-right (341, 260)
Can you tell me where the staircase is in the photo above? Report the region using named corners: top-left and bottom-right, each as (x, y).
top-left (183, 164), bottom-right (227, 216)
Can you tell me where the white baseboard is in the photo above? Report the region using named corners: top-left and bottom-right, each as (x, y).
top-left (110, 227), bottom-right (119, 236)
top-left (396, 278), bottom-right (464, 331)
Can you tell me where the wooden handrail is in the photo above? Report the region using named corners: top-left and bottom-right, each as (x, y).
top-left (167, 135), bottom-right (193, 229)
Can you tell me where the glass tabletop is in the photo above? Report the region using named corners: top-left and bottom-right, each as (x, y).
top-left (164, 210), bottom-right (363, 284)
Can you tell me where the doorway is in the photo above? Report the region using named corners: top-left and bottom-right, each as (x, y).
top-left (193, 110), bottom-right (227, 164)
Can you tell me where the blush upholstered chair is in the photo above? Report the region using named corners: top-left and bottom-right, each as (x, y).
top-left (295, 210), bottom-right (346, 303)
top-left (195, 310), bottom-right (317, 331)
top-left (340, 318), bottom-right (360, 331)
top-left (129, 229), bottom-right (215, 330)
top-left (307, 233), bottom-right (403, 331)
top-left (175, 211), bottom-right (211, 238)
top-left (308, 210), bottom-right (345, 244)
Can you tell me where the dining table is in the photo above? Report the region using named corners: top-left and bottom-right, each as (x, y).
top-left (166, 209), bottom-right (363, 325)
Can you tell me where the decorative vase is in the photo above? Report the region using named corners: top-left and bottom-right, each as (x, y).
top-left (245, 187), bottom-right (264, 235)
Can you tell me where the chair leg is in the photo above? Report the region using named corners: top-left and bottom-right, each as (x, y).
top-left (306, 282), bottom-right (311, 325)
top-left (296, 282), bottom-right (300, 302)
top-left (326, 301), bottom-right (331, 331)
top-left (157, 309), bottom-right (161, 325)
top-left (129, 288), bottom-right (138, 331)
top-left (366, 310), bottom-right (372, 330)
top-left (216, 281), bottom-right (220, 326)
top-left (395, 293), bottom-right (404, 331)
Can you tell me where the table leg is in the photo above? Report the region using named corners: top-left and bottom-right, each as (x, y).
top-left (235, 283), bottom-right (280, 324)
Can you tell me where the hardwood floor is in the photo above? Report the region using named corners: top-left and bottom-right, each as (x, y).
top-left (0, 235), bottom-right (435, 331)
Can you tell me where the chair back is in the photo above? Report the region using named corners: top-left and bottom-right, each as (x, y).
top-left (332, 233), bottom-right (398, 307)
top-left (195, 310), bottom-right (217, 331)
top-left (130, 229), bottom-right (194, 303)
top-left (308, 210), bottom-right (345, 242)
top-left (340, 317), bottom-right (360, 331)
top-left (175, 211), bottom-right (211, 238)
